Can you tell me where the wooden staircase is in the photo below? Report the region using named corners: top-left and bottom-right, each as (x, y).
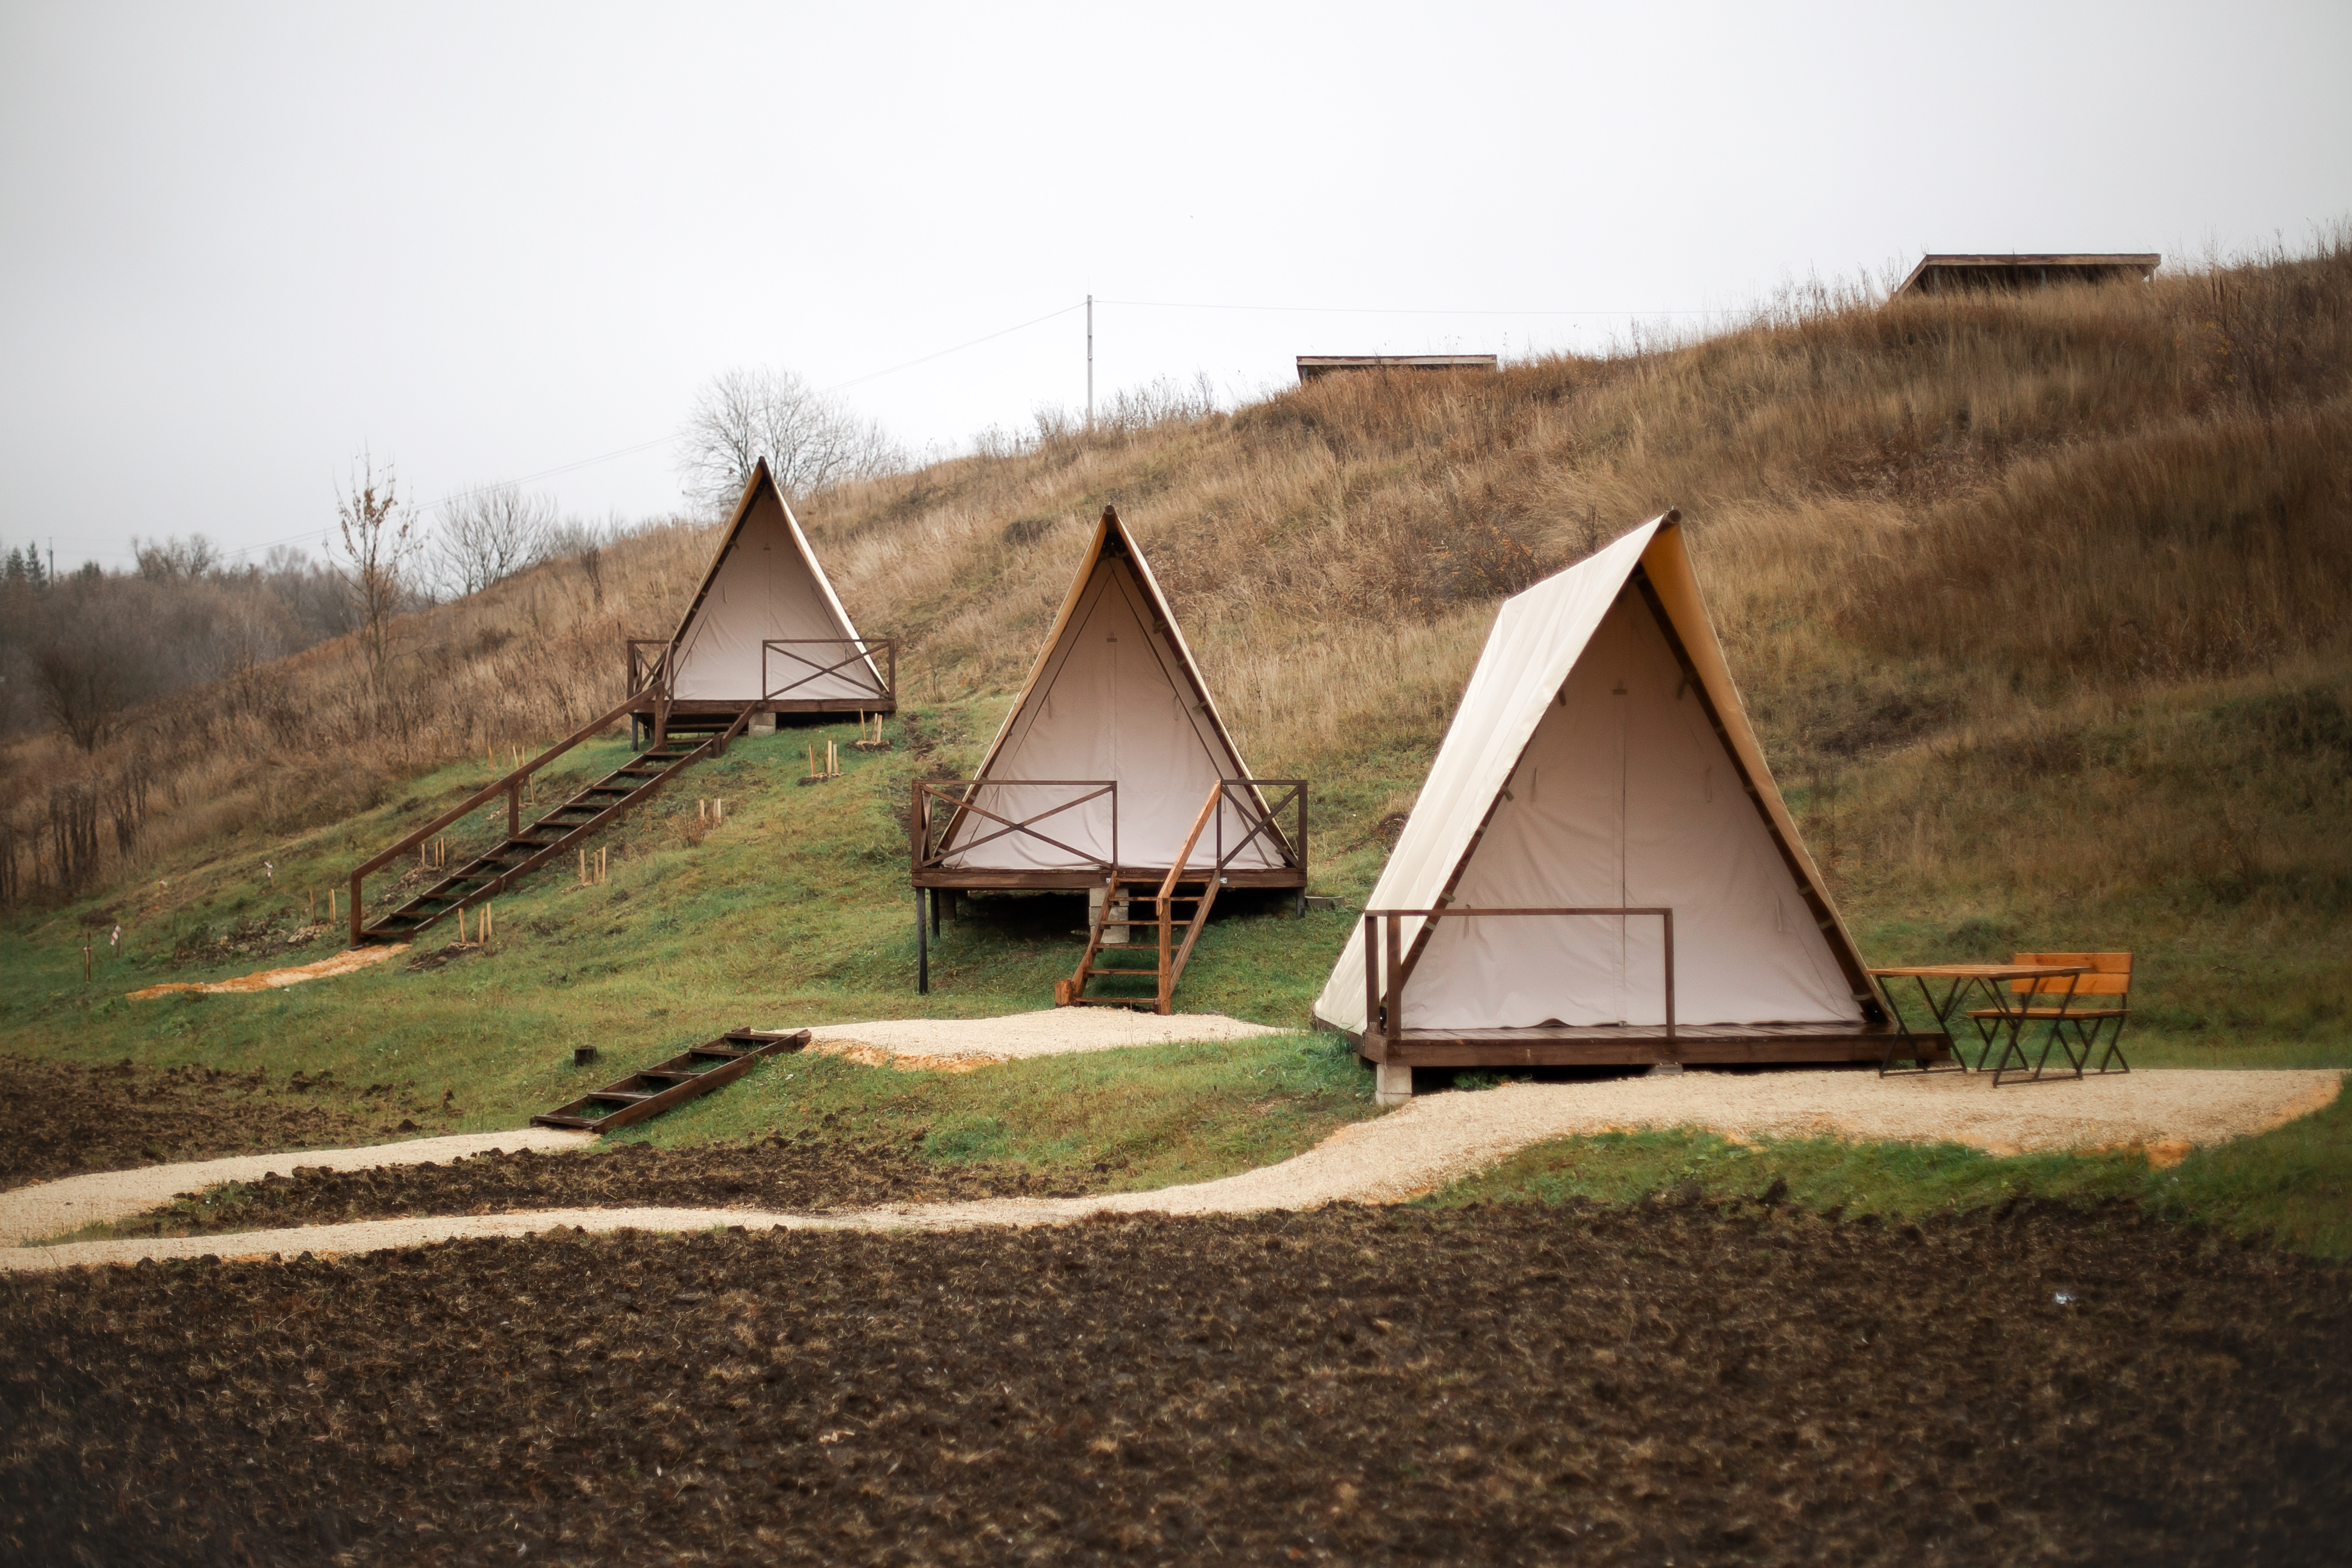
top-left (349, 693), bottom-right (756, 946)
top-left (1055, 782), bottom-right (1224, 1015)
top-left (532, 1027), bottom-right (811, 1134)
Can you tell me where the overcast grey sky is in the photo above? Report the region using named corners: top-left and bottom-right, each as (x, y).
top-left (3, 1), bottom-right (2346, 571)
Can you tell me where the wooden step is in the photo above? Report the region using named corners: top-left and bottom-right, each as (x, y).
top-left (529, 1027), bottom-right (811, 1133)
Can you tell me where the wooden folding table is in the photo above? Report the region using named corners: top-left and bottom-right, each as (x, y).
top-left (1869, 963), bottom-right (2091, 1084)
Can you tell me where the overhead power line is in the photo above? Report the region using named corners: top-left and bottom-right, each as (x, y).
top-left (92, 290), bottom-right (1721, 565)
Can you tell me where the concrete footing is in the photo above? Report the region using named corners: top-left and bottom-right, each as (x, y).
top-left (1375, 1061), bottom-right (1414, 1107)
top-left (749, 710), bottom-right (778, 736)
top-left (1644, 1061), bottom-right (1685, 1077)
top-left (1087, 885), bottom-right (1132, 944)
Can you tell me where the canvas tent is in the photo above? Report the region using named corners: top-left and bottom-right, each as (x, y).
top-left (917, 506), bottom-right (1303, 885)
top-left (1312, 513), bottom-right (1899, 1095)
top-left (632, 458), bottom-right (889, 726)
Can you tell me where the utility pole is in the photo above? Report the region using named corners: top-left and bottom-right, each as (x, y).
top-left (1085, 294), bottom-right (1094, 431)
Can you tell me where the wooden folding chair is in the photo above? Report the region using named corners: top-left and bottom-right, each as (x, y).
top-left (1968, 952), bottom-right (2132, 1083)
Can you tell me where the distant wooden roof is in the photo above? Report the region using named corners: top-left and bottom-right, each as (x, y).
top-left (1296, 354), bottom-right (1500, 382)
top-left (1892, 253), bottom-right (2160, 298)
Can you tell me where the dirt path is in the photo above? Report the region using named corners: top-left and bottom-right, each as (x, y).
top-left (9, 1068), bottom-right (2336, 1271)
top-left (0, 1128), bottom-right (593, 1249)
top-left (126, 942), bottom-right (408, 998)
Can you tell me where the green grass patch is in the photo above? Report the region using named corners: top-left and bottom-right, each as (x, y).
top-left (617, 1030), bottom-right (1377, 1192)
top-left (1431, 1078), bottom-right (2352, 1260)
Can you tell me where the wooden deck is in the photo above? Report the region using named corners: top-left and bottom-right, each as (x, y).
top-left (629, 696), bottom-right (895, 720)
top-left (1321, 1017), bottom-right (1943, 1068)
top-left (912, 866), bottom-right (1306, 892)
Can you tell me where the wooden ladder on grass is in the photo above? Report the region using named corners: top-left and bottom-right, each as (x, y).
top-left (531, 1027), bottom-right (811, 1133)
top-left (350, 699), bottom-right (758, 946)
top-left (1055, 781), bottom-right (1223, 1015)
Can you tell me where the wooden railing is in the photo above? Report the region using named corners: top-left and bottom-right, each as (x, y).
top-left (624, 640), bottom-right (674, 744)
top-left (1147, 782), bottom-right (1227, 1009)
top-left (1204, 778), bottom-right (1306, 879)
top-left (912, 780), bottom-right (1118, 873)
top-left (762, 637), bottom-right (895, 705)
top-left (346, 684), bottom-right (654, 945)
top-left (1361, 906), bottom-right (1676, 1051)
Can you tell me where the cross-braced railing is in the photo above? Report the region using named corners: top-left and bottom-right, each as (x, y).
top-left (763, 637), bottom-right (895, 705)
top-left (624, 640), bottom-right (675, 745)
top-left (913, 780), bottom-right (1119, 874)
top-left (1204, 778), bottom-right (1306, 877)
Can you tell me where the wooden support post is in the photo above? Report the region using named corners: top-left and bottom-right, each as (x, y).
top-left (345, 879), bottom-right (357, 944)
top-left (1298, 790), bottom-right (1310, 917)
top-left (916, 889), bottom-right (930, 994)
top-left (508, 781), bottom-right (520, 838)
top-left (1384, 913), bottom-right (1403, 1056)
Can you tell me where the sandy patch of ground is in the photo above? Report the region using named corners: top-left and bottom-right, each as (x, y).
top-left (126, 942), bottom-right (408, 998)
top-left (0, 1127), bottom-right (593, 1249)
top-left (9, 1068), bottom-right (2336, 1271)
top-left (803, 1008), bottom-right (1291, 1070)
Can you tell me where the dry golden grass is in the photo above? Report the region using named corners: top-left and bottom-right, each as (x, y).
top-left (8, 233), bottom-right (2348, 1010)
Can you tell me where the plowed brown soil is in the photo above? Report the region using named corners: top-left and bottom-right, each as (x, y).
top-left (100, 1135), bottom-right (1092, 1237)
top-left (0, 1056), bottom-right (432, 1190)
top-left (3, 1200), bottom-right (2345, 1566)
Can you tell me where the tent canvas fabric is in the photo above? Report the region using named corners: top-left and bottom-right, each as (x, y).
top-left (662, 459), bottom-right (881, 704)
top-left (1312, 514), bottom-right (1877, 1035)
top-left (938, 509), bottom-right (1283, 873)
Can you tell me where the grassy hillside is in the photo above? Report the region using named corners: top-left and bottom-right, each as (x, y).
top-left (2, 237), bottom-right (2346, 1167)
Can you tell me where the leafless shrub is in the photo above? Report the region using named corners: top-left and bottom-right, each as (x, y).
top-left (676, 367), bottom-right (903, 509)
top-left (433, 483), bottom-right (553, 598)
top-left (328, 453), bottom-right (424, 681)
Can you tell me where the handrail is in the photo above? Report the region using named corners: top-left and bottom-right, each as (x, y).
top-left (1156, 782), bottom-right (1223, 906)
top-left (762, 637), bottom-right (895, 703)
top-left (913, 779), bottom-right (1119, 874)
top-left (1361, 906), bottom-right (1676, 1054)
top-left (348, 682), bottom-right (656, 944)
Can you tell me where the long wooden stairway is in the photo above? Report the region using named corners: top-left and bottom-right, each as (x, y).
top-left (348, 692), bottom-right (756, 946)
top-left (1055, 782), bottom-right (1224, 1014)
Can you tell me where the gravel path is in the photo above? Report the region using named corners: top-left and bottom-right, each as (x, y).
top-left (8, 1068), bottom-right (2335, 1271)
top-left (0, 1127), bottom-right (594, 1248)
top-left (804, 1008), bottom-right (1291, 1069)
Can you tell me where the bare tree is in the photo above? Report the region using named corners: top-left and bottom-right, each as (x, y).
top-left (675, 367), bottom-right (902, 510)
top-left (131, 533), bottom-right (223, 582)
top-left (29, 581), bottom-right (152, 751)
top-left (328, 453), bottom-right (422, 680)
top-left (432, 482), bottom-right (554, 598)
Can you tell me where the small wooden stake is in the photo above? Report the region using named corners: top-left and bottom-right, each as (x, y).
top-left (329, 888), bottom-right (337, 923)
top-left (580, 847), bottom-right (588, 885)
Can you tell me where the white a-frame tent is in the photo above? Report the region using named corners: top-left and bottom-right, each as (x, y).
top-left (632, 458), bottom-right (890, 729)
top-left (919, 506), bottom-right (1304, 887)
top-left (1313, 512), bottom-right (1897, 1085)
